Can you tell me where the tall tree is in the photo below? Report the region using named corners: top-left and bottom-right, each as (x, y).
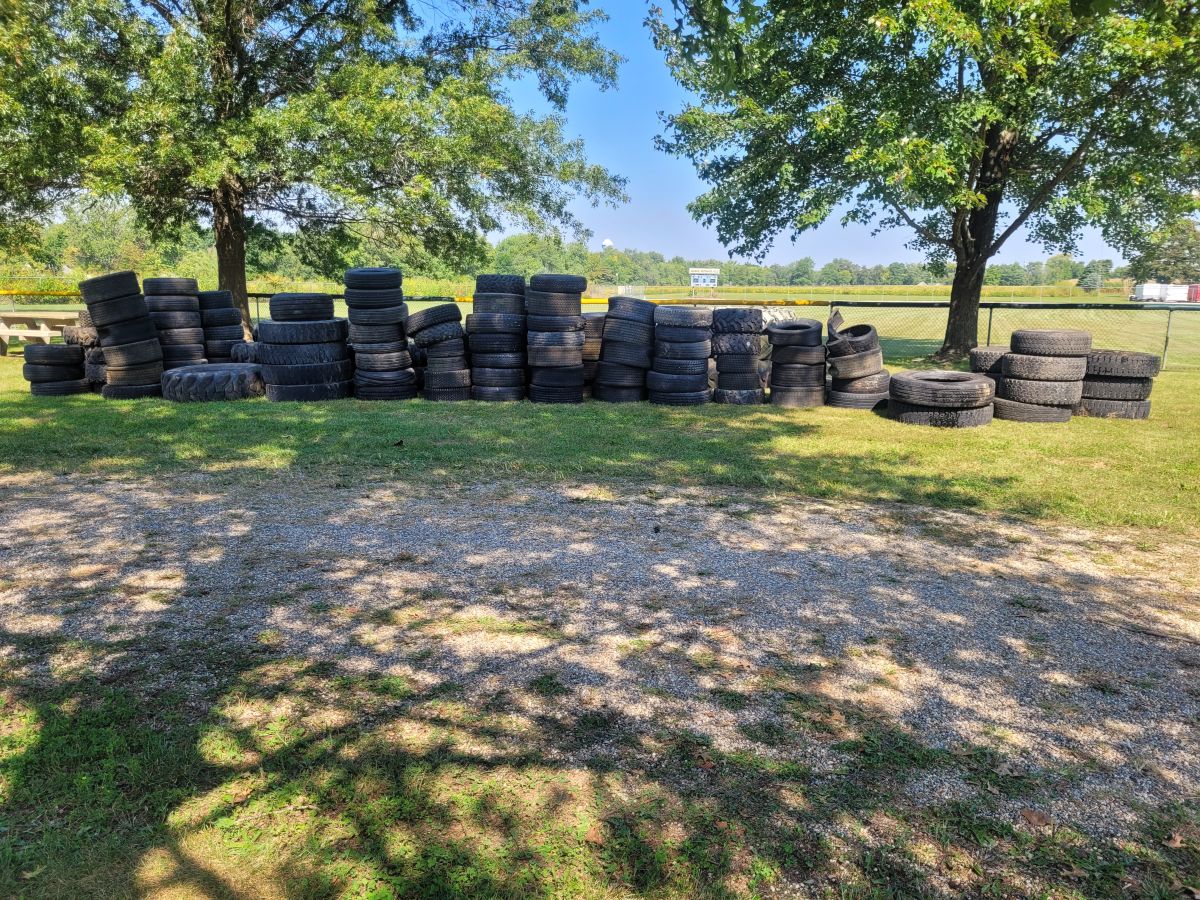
top-left (1128, 220), bottom-right (1200, 283)
top-left (651, 0), bottom-right (1200, 354)
top-left (18, 0), bottom-right (625, 322)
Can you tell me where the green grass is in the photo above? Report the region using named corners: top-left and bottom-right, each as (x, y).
top-left (1, 354), bottom-right (1197, 530)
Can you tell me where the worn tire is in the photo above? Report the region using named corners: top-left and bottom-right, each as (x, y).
top-left (412, 321), bottom-right (465, 348)
top-left (161, 343), bottom-right (205, 362)
top-left (102, 339), bottom-right (164, 368)
top-left (715, 353), bottom-right (760, 374)
top-left (256, 341), bottom-right (349, 366)
top-left (161, 363), bottom-right (264, 402)
top-left (99, 318), bottom-right (157, 346)
top-left (713, 388), bottom-right (764, 405)
top-left (654, 339), bottom-right (710, 360)
top-left (147, 295), bottom-right (201, 313)
top-left (1081, 376), bottom-right (1154, 401)
top-left (890, 371), bottom-right (994, 408)
top-left (23, 344), bottom-right (84, 366)
top-left (531, 365), bottom-right (585, 387)
top-left (992, 397), bottom-right (1073, 423)
top-left (525, 291), bottom-right (582, 317)
top-left (470, 385), bottom-right (525, 402)
top-left (831, 370), bottom-right (890, 394)
top-left (201, 307), bottom-right (243, 327)
top-left (356, 352), bottom-right (411, 372)
top-left (101, 382), bottom-right (163, 399)
top-left (198, 290), bottom-right (234, 310)
top-left (601, 341), bottom-right (652, 368)
top-left (475, 274), bottom-right (525, 295)
top-left (998, 377), bottom-right (1082, 406)
top-left (716, 372), bottom-right (762, 391)
top-left (346, 304), bottom-right (407, 326)
top-left (423, 387), bottom-right (471, 401)
top-left (771, 363), bottom-right (825, 388)
top-left (425, 338), bottom-right (466, 357)
top-left (826, 324), bottom-right (879, 357)
top-left (1002, 353), bottom-right (1087, 381)
top-left (527, 346), bottom-right (583, 367)
top-left (528, 329), bottom-right (586, 348)
top-left (595, 361), bottom-right (646, 387)
top-left (467, 333), bottom-right (524, 353)
top-left (424, 369), bottom-right (472, 389)
top-left (262, 360), bottom-right (353, 385)
top-left (472, 293), bottom-right (526, 314)
top-left (655, 324), bottom-right (710, 343)
top-left (23, 363), bottom-right (82, 383)
top-left (529, 273), bottom-right (586, 294)
top-left (767, 319), bottom-right (822, 347)
top-left (712, 333), bottom-right (762, 355)
top-left (647, 371), bottom-right (709, 393)
top-left (1010, 329), bottom-right (1091, 356)
top-left (106, 361), bottom-right (165, 386)
top-left (31, 378), bottom-right (91, 396)
top-left (607, 296), bottom-right (656, 324)
top-left (230, 341), bottom-right (259, 363)
top-left (654, 306), bottom-right (713, 329)
top-left (79, 271), bottom-right (139, 304)
top-left (528, 384), bottom-right (584, 403)
top-left (889, 399), bottom-right (993, 427)
top-left (1075, 397), bottom-right (1150, 419)
top-left (349, 322), bottom-right (403, 344)
top-left (603, 317), bottom-right (653, 344)
top-left (89, 294), bottom-right (149, 327)
top-left (593, 384), bottom-right (646, 402)
top-left (343, 287), bottom-right (405, 308)
top-left (407, 303), bottom-right (462, 334)
top-left (344, 267), bottom-right (402, 290)
top-left (257, 319), bottom-right (347, 344)
top-left (467, 312), bottom-right (527, 334)
top-left (649, 389), bottom-right (710, 406)
top-left (653, 356), bottom-right (708, 375)
top-left (828, 389), bottom-right (889, 409)
top-left (468, 352), bottom-right (522, 369)
top-left (968, 345), bottom-right (1009, 374)
top-left (265, 381), bottom-right (352, 402)
top-left (157, 327), bottom-right (206, 346)
top-left (143, 277), bottom-right (198, 296)
top-left (826, 348), bottom-right (884, 380)
top-left (526, 315), bottom-right (582, 333)
top-left (269, 293), bottom-right (334, 321)
top-left (1086, 350), bottom-right (1161, 378)
top-left (713, 308), bottom-right (763, 334)
top-left (472, 367), bottom-right (525, 387)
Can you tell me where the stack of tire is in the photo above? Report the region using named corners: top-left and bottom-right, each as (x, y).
top-left (826, 319), bottom-right (887, 409)
top-left (766, 318), bottom-right (824, 407)
top-left (407, 301), bottom-right (470, 401)
top-left (594, 296), bottom-right (655, 402)
top-left (581, 312), bottom-right (606, 397)
top-left (993, 329), bottom-right (1089, 423)
top-left (62, 309), bottom-right (105, 391)
top-left (648, 306), bottom-right (712, 406)
top-left (144, 278), bottom-right (206, 370)
top-left (343, 268), bottom-right (417, 401)
top-left (1076, 350), bottom-right (1160, 420)
top-left (78, 271), bottom-right (165, 399)
top-left (199, 290), bottom-right (246, 364)
top-left (467, 275), bottom-right (527, 402)
top-left (712, 308), bottom-right (764, 404)
top-left (22, 343), bottom-right (87, 396)
top-left (889, 371), bottom-right (995, 427)
top-left (968, 346), bottom-right (1009, 389)
top-left (526, 274), bottom-right (587, 404)
top-left (260, 293), bottom-right (351, 401)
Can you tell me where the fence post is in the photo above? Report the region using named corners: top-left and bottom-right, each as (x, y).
top-left (254, 294), bottom-right (261, 323)
top-left (1162, 308), bottom-right (1173, 369)
top-left (985, 306), bottom-right (994, 345)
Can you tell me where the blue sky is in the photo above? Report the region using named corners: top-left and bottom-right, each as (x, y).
top-left (508, 2), bottom-right (1120, 267)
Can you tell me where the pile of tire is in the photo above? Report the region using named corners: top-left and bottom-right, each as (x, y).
top-left (22, 342), bottom-right (87, 396)
top-left (712, 307), bottom-right (764, 404)
top-left (889, 371), bottom-right (995, 427)
top-left (526, 274), bottom-right (587, 403)
top-left (144, 277), bottom-right (206, 371)
top-left (825, 315), bottom-right (887, 409)
top-left (343, 268), bottom-right (417, 401)
top-left (408, 300), bottom-right (470, 401)
top-left (199, 290), bottom-right (246, 364)
top-left (594, 295), bottom-right (655, 402)
top-left (62, 308), bottom-right (105, 391)
top-left (1076, 349), bottom-right (1160, 420)
top-left (467, 274), bottom-right (526, 402)
top-left (78, 271), bottom-right (165, 399)
top-left (260, 292), bottom-right (351, 401)
top-left (648, 306), bottom-right (713, 406)
top-left (767, 318), bottom-right (824, 407)
top-left (581, 312), bottom-right (606, 397)
top-left (993, 329), bottom-right (1090, 423)
top-left (968, 345), bottom-right (1009, 388)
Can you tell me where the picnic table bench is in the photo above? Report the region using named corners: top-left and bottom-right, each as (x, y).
top-left (0, 311), bottom-right (80, 355)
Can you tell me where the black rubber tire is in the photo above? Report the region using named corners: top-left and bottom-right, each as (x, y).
top-left (654, 339), bottom-right (711, 360)
top-left (413, 321), bottom-right (465, 347)
top-left (23, 363), bottom-right (82, 383)
top-left (161, 363), bottom-right (264, 402)
top-left (1075, 398), bottom-right (1150, 419)
top-left (472, 293), bottom-right (526, 314)
top-left (206, 340), bottom-right (243, 358)
top-left (889, 399), bottom-right (993, 427)
top-left (349, 322), bottom-right (404, 344)
top-left (467, 312), bottom-right (527, 334)
top-left (826, 348), bottom-right (884, 380)
top-left (475, 274), bottom-right (526, 295)
top-left (827, 389), bottom-right (889, 410)
top-left (525, 291), bottom-right (583, 317)
top-left (993, 397), bottom-right (1073, 423)
top-left (198, 290), bottom-right (234, 310)
top-left (424, 355), bottom-right (468, 373)
top-left (204, 325), bottom-right (245, 342)
top-left (770, 386), bottom-right (825, 408)
top-left (106, 361), bottom-right (165, 386)
top-left (583, 312), bottom-right (606, 337)
top-left (654, 306), bottom-right (713, 328)
top-left (647, 371), bottom-right (708, 393)
top-left (770, 363), bottom-right (825, 388)
top-left (262, 360), bottom-right (354, 385)
top-left (77, 309), bottom-right (94, 328)
top-left (826, 324), bottom-right (879, 357)
top-left (424, 369), bottom-right (471, 389)
top-left (352, 341), bottom-right (407, 355)
top-left (257, 341), bottom-right (349, 366)
top-left (257, 319), bottom-right (347, 344)
top-left (269, 293), bottom-right (334, 321)
top-left (99, 318), bottom-right (157, 346)
top-left (354, 366), bottom-right (417, 385)
top-left (528, 346), bottom-right (583, 367)
top-left (264, 380), bottom-right (352, 401)
top-left (471, 352), bottom-right (525, 369)
top-left (101, 382), bottom-right (163, 399)
top-left (653, 357), bottom-right (709, 375)
top-left (157, 328), bottom-right (206, 346)
top-left (649, 389), bottom-right (710, 406)
top-left (346, 305), bottom-right (407, 326)
top-left (890, 371), bottom-right (994, 408)
top-left (1086, 350), bottom-right (1162, 378)
top-left (531, 365), bottom-right (585, 387)
top-left (150, 310), bottom-right (203, 330)
top-left (344, 287), bottom-right (405, 308)
top-left (594, 384), bottom-right (646, 402)
top-left (355, 384), bottom-right (420, 401)
top-left (356, 352), bottom-right (411, 372)
top-left (1002, 353), bottom-right (1087, 381)
top-left (230, 342), bottom-right (259, 363)
top-left (528, 384), bottom-right (585, 403)
top-left (102, 339), bottom-right (164, 368)
top-left (472, 367), bottom-right (525, 387)
top-left (831, 371), bottom-right (890, 394)
top-left (344, 267), bottom-right (403, 290)
top-left (89, 294), bottom-right (149, 327)
top-left (147, 295), bottom-right (201, 313)
top-left (528, 330), bottom-right (585, 349)
top-left (770, 345), bottom-right (824, 365)
top-left (160, 343), bottom-right (204, 361)
top-left (526, 314), bottom-right (583, 333)
top-left (23, 344), bottom-right (84, 365)
top-left (425, 338), bottom-right (467, 357)
top-left (79, 271), bottom-right (139, 304)
top-left (529, 273), bottom-right (586, 294)
top-left (712, 333), bottom-right (761, 355)
top-left (470, 385), bottom-right (525, 402)
top-left (767, 319), bottom-right (822, 347)
top-left (200, 307), bottom-right (243, 327)
top-left (713, 308), bottom-right (763, 334)
top-left (968, 346), bottom-right (1009, 374)
top-left (423, 387), bottom-right (472, 402)
top-left (607, 296), bottom-right (656, 324)
top-left (30, 378), bottom-right (91, 396)
top-left (1081, 376), bottom-right (1154, 401)
top-left (998, 377), bottom-right (1082, 406)
top-left (61, 326), bottom-right (99, 348)
top-left (467, 333), bottom-right (524, 353)
top-left (407, 303), bottom-right (462, 334)
top-left (1010, 329), bottom-right (1091, 357)
top-left (715, 353), bottom-right (760, 373)
top-left (142, 277), bottom-right (198, 296)
top-left (601, 341), bottom-right (653, 368)
top-left (604, 318), bottom-right (653, 344)
top-left (164, 358), bottom-right (208, 371)
top-left (716, 372), bottom-right (761, 391)
top-left (595, 362), bottom-right (646, 387)
top-left (84, 364), bottom-right (107, 386)
top-left (712, 388), bottom-right (764, 404)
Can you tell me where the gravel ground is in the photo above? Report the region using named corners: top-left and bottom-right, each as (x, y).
top-left (2, 470), bottom-right (1198, 843)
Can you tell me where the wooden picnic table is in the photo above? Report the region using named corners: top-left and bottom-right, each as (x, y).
top-left (0, 311), bottom-right (79, 355)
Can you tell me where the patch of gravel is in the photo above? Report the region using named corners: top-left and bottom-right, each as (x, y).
top-left (1, 470), bottom-right (1198, 840)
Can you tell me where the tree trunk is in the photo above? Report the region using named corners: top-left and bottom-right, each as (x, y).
top-left (944, 259), bottom-right (986, 354)
top-left (212, 176), bottom-right (252, 334)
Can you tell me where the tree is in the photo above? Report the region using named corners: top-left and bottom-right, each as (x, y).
top-left (651, 0), bottom-right (1200, 355)
top-left (1079, 259), bottom-right (1113, 291)
top-left (18, 1), bottom-right (625, 322)
top-left (1044, 253), bottom-right (1085, 284)
top-left (1128, 220), bottom-right (1200, 283)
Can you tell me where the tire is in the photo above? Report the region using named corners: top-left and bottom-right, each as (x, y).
top-left (472, 367), bottom-right (525, 387)
top-left (770, 386), bottom-right (824, 408)
top-left (425, 355), bottom-right (469, 373)
top-left (349, 322), bottom-right (404, 344)
top-left (79, 271), bottom-right (139, 304)
top-left (467, 312), bottom-right (527, 333)
top-left (205, 325), bottom-right (245, 342)
top-left (607, 296), bottom-right (656, 324)
top-left (527, 346), bottom-right (583, 367)
top-left (61, 326), bottom-right (99, 348)
top-left (99, 318), bottom-right (157, 346)
top-left (257, 341), bottom-right (349, 366)
top-left (475, 274), bottom-right (526, 295)
top-left (161, 363), bottom-right (265, 402)
top-left (770, 345), bottom-right (824, 365)
top-left (89, 294), bottom-right (149, 327)
top-left (23, 344), bottom-right (84, 365)
top-left (85, 362), bottom-right (107, 383)
top-left (890, 371), bottom-right (994, 408)
top-left (582, 312), bottom-right (606, 338)
top-left (653, 356), bottom-right (709, 375)
top-left (531, 365), bottom-right (585, 387)
top-left (831, 370), bottom-right (890, 393)
top-left (654, 340), bottom-right (711, 360)
top-left (1001, 353), bottom-right (1087, 381)
top-left (594, 384), bottom-right (646, 402)
top-left (161, 343), bottom-right (205, 361)
top-left (717, 372), bottom-right (762, 390)
top-left (595, 361), bottom-right (646, 387)
top-left (472, 293), bottom-right (526, 314)
top-left (826, 348), bottom-right (883, 380)
top-left (528, 330), bottom-right (586, 348)
top-left (257, 319), bottom-right (347, 344)
top-left (262, 359), bottom-right (354, 385)
top-left (356, 352), bottom-right (410, 372)
top-left (647, 370), bottom-right (708, 393)
top-left (529, 273), bottom-right (586, 294)
top-left (344, 287), bottom-right (405, 308)
top-left (423, 387), bottom-right (472, 402)
top-left (713, 308), bottom-right (763, 334)
top-left (344, 267), bottom-right (403, 290)
top-left (413, 321), bottom-right (465, 347)
top-left (767, 319), bottom-right (823, 347)
top-left (142, 277), bottom-right (198, 296)
top-left (715, 353), bottom-right (760, 373)
top-left (649, 389), bottom-right (710, 406)
top-left (353, 341), bottom-right (408, 357)
top-left (355, 384), bottom-right (420, 401)
top-left (889, 399), bottom-right (993, 427)
top-left (712, 333), bottom-right (761, 355)
top-left (164, 358), bottom-right (208, 371)
top-left (1010, 329), bottom-right (1091, 356)
top-left (23, 363), bottom-right (82, 383)
top-left (827, 389), bottom-right (889, 409)
top-left (655, 324), bottom-right (710, 343)
top-left (198, 290), bottom-right (234, 310)
top-left (30, 378), bottom-right (90, 396)
top-left (771, 363), bottom-right (825, 388)
top-left (467, 333), bottom-right (524, 353)
top-left (1081, 376), bottom-right (1154, 401)
top-left (407, 303), bottom-right (462, 334)
top-left (425, 338), bottom-right (466, 357)
top-left (1086, 350), bottom-right (1162, 378)
top-left (101, 382), bottom-right (163, 399)
top-left (265, 380), bottom-right (352, 402)
top-left (526, 314), bottom-right (582, 333)
top-left (968, 345), bottom-right (1009, 374)
top-left (470, 385), bottom-right (525, 402)
top-left (102, 339), bottom-right (164, 368)
top-left (527, 383), bottom-right (585, 403)
top-left (269, 293), bottom-right (334, 321)
top-left (201, 307), bottom-right (243, 327)
top-left (106, 362), bottom-right (165, 386)
top-left (157, 328), bottom-right (206, 346)
top-left (424, 369), bottom-right (472, 389)
top-left (471, 352), bottom-right (525, 369)
top-left (826, 324), bottom-right (879, 357)
top-left (992, 397), bottom-right (1073, 423)
top-left (230, 342), bottom-right (259, 363)
top-left (147, 295), bottom-right (201, 313)
top-left (604, 317), bottom-right (653, 344)
top-left (712, 388), bottom-right (764, 404)
top-left (998, 377), bottom-right (1083, 406)
top-left (601, 341), bottom-right (653, 368)
top-left (525, 291), bottom-right (582, 316)
top-left (346, 304), bottom-right (408, 326)
top-left (1075, 397), bottom-right (1150, 419)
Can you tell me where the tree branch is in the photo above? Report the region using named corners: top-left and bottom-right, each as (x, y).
top-left (887, 199), bottom-right (952, 248)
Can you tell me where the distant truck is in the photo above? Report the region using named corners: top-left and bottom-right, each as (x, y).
top-left (1132, 283), bottom-right (1198, 302)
